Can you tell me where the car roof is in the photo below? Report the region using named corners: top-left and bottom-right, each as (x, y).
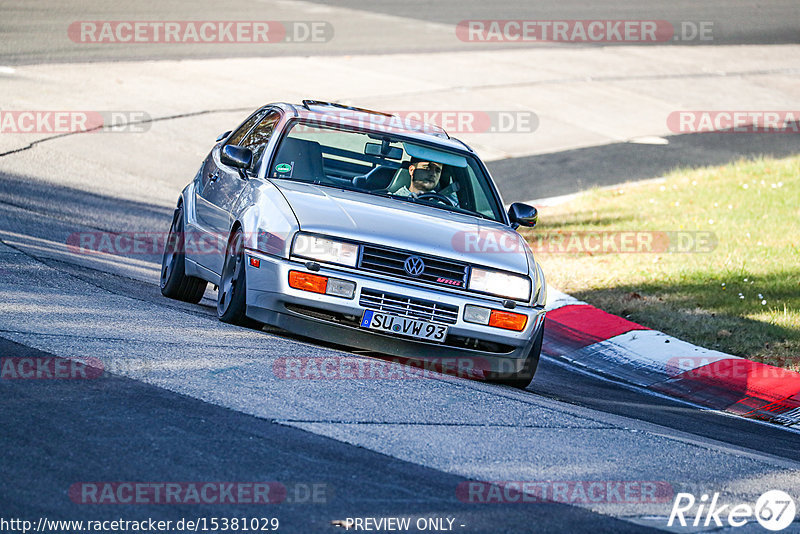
top-left (267, 100), bottom-right (475, 154)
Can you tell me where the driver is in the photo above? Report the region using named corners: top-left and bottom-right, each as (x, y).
top-left (391, 158), bottom-right (458, 205)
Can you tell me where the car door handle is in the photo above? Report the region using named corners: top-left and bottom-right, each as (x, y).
top-left (208, 170), bottom-right (220, 183)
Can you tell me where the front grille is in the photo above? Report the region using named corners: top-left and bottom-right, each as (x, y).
top-left (359, 289), bottom-right (459, 325)
top-left (359, 244), bottom-right (469, 289)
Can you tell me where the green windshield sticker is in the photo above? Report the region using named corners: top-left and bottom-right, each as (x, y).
top-left (275, 163), bottom-right (292, 173)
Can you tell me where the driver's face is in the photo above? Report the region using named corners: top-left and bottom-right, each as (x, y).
top-left (409, 161), bottom-right (442, 192)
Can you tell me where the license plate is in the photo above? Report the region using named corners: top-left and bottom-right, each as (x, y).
top-left (360, 310), bottom-right (448, 342)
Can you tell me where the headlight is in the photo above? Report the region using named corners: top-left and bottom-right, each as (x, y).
top-left (468, 268), bottom-right (531, 301)
top-left (292, 234), bottom-right (359, 268)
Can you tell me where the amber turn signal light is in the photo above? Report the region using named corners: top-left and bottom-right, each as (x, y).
top-left (288, 271), bottom-right (328, 294)
top-left (488, 309), bottom-right (527, 331)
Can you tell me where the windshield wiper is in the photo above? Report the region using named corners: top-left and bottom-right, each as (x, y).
top-left (384, 193), bottom-right (496, 221)
top-left (431, 202), bottom-right (496, 221)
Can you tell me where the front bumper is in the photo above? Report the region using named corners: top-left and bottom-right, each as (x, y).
top-left (244, 250), bottom-right (546, 376)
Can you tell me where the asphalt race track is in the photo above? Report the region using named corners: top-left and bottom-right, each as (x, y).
top-left (2, 139), bottom-right (800, 532)
top-left (3, 0), bottom-right (798, 64)
top-left (2, 1), bottom-right (800, 533)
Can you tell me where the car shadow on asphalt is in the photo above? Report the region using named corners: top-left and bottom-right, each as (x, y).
top-left (489, 129), bottom-right (800, 201)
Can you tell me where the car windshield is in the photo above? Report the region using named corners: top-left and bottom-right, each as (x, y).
top-left (267, 120), bottom-right (505, 223)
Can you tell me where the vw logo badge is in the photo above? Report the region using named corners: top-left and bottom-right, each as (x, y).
top-left (403, 255), bottom-right (425, 277)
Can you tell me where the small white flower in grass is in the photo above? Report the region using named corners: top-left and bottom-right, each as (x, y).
top-left (746, 232), bottom-right (751, 238)
top-left (721, 283), bottom-right (726, 287)
top-left (778, 181), bottom-right (784, 187)
top-left (761, 300), bottom-right (767, 305)
top-left (744, 278), bottom-right (748, 282)
top-left (714, 202), bottom-right (719, 207)
top-left (742, 183), bottom-right (749, 189)
top-left (758, 293), bottom-right (763, 299)
top-left (692, 180), bottom-right (697, 186)
top-left (728, 204), bottom-right (733, 210)
top-left (708, 219), bottom-right (714, 224)
top-left (674, 201), bottom-right (680, 207)
top-left (659, 185), bottom-right (666, 191)
top-left (649, 198), bottom-right (655, 204)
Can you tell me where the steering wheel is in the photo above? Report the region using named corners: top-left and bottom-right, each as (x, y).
top-left (416, 192), bottom-right (456, 207)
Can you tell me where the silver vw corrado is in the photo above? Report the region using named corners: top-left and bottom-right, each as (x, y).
top-left (161, 100), bottom-right (546, 387)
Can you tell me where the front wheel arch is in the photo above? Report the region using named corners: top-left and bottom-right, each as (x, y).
top-left (217, 225), bottom-right (253, 326)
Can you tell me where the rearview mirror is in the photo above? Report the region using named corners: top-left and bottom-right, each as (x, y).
top-left (365, 142), bottom-right (402, 160)
top-left (220, 144), bottom-right (253, 169)
top-left (216, 130), bottom-right (232, 142)
top-left (508, 202), bottom-right (538, 228)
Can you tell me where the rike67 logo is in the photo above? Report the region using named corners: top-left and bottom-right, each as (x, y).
top-left (669, 490), bottom-right (796, 531)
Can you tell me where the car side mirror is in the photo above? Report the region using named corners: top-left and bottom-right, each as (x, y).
top-left (220, 144), bottom-right (253, 169)
top-left (216, 130), bottom-right (232, 142)
top-left (508, 202), bottom-right (538, 228)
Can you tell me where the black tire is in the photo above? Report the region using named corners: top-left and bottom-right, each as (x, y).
top-left (160, 205), bottom-right (207, 303)
top-left (217, 228), bottom-right (250, 325)
top-left (485, 319), bottom-right (545, 389)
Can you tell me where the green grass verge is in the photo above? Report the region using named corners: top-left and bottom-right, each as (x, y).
top-left (520, 155), bottom-right (800, 370)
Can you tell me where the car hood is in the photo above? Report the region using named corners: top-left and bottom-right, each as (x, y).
top-left (273, 181), bottom-right (530, 275)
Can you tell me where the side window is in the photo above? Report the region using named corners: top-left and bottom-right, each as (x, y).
top-left (225, 110), bottom-right (266, 147)
top-left (240, 110), bottom-right (281, 172)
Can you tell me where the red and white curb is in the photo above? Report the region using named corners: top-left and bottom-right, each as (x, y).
top-left (543, 289), bottom-right (800, 427)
